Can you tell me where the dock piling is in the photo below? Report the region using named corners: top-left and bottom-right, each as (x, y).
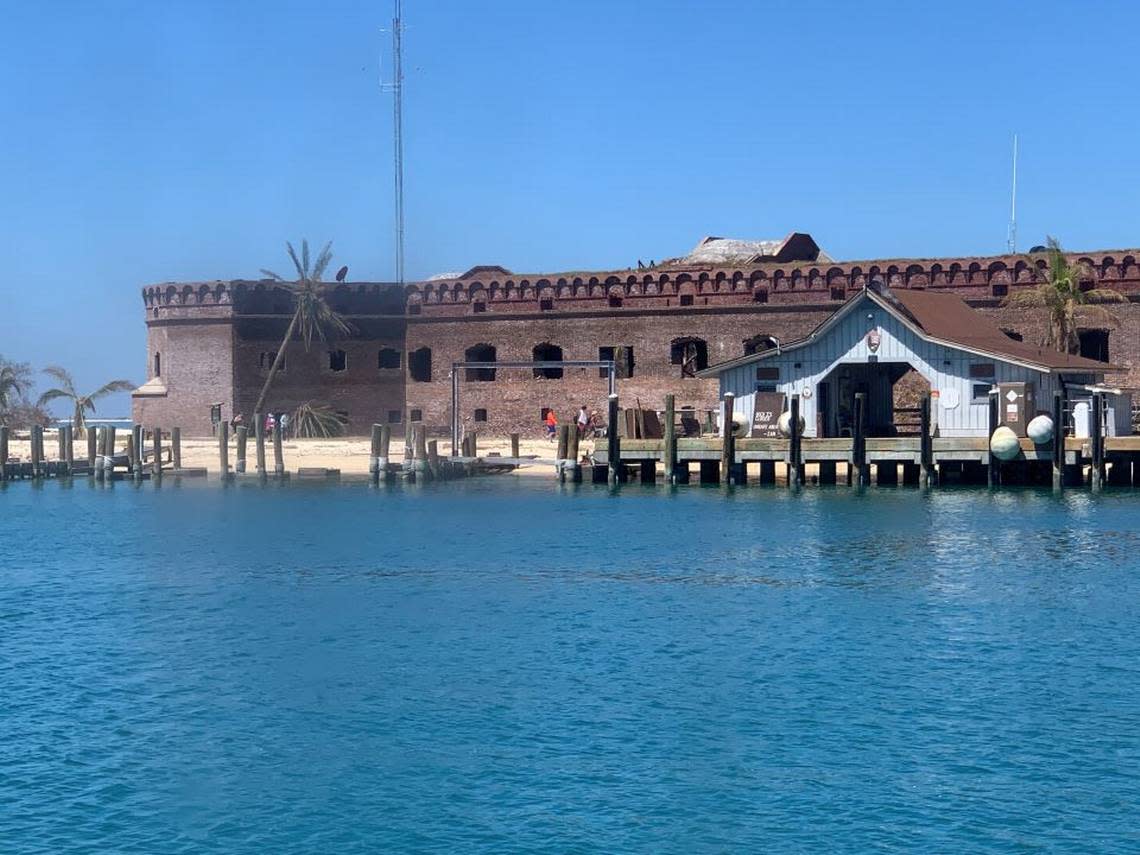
top-left (94, 428), bottom-right (105, 481)
top-left (789, 394), bottom-right (804, 487)
top-left (987, 389), bottom-right (999, 488)
top-left (172, 427), bottom-right (182, 471)
top-left (31, 425), bottom-right (43, 479)
top-left (1091, 391), bottom-right (1104, 492)
top-left (607, 393), bottom-right (622, 484)
top-left (253, 416), bottom-right (265, 477)
top-left (721, 392), bottom-right (736, 485)
top-left (920, 394), bottom-right (934, 487)
top-left (218, 422), bottom-right (230, 478)
top-left (152, 427), bottom-right (162, 480)
top-left (235, 426), bottom-right (248, 474)
top-left (379, 425), bottom-right (391, 482)
top-left (87, 428), bottom-right (97, 472)
top-left (370, 424), bottom-right (382, 483)
top-left (273, 423), bottom-right (284, 477)
top-left (427, 439), bottom-right (441, 479)
top-left (853, 392), bottom-right (868, 486)
top-left (556, 424), bottom-right (569, 482)
top-left (63, 425), bottom-right (74, 474)
top-left (0, 425), bottom-right (8, 481)
top-left (510, 433), bottom-right (520, 462)
top-left (567, 423), bottom-right (582, 482)
top-left (664, 394), bottom-right (676, 484)
top-left (1052, 390), bottom-right (1063, 491)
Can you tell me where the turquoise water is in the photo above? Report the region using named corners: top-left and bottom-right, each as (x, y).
top-left (2, 480), bottom-right (1139, 852)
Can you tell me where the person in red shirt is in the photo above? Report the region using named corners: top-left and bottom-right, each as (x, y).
top-left (544, 409), bottom-right (557, 441)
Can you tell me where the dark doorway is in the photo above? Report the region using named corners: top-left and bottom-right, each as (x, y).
top-left (1078, 329), bottom-right (1110, 362)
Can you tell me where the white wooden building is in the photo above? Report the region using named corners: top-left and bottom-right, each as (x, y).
top-left (699, 286), bottom-right (1119, 438)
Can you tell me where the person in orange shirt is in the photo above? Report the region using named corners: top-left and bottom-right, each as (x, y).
top-left (544, 409), bottom-right (557, 441)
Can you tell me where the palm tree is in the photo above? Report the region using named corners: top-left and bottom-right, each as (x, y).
top-left (1003, 236), bottom-right (1126, 353)
top-left (253, 239), bottom-right (351, 416)
top-left (37, 367), bottom-right (134, 438)
top-left (0, 360), bottom-right (27, 413)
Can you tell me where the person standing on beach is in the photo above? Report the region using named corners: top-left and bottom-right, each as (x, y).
top-left (577, 405), bottom-right (590, 438)
top-left (265, 412), bottom-right (276, 437)
top-left (544, 409), bottom-right (557, 441)
top-left (279, 412), bottom-right (290, 439)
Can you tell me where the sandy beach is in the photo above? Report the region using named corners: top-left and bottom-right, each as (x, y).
top-left (4, 430), bottom-right (598, 478)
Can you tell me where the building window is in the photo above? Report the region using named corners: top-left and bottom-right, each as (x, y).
top-left (153, 352), bottom-right (161, 377)
top-left (743, 335), bottom-right (778, 356)
top-left (1002, 328), bottom-right (1024, 342)
top-left (753, 288), bottom-right (769, 303)
top-left (473, 301), bottom-right (487, 314)
top-left (756, 366), bottom-right (779, 381)
top-left (464, 343), bottom-right (496, 381)
top-left (327, 349), bottom-right (347, 372)
top-left (378, 348), bottom-right (402, 370)
top-left (969, 363), bottom-right (996, 379)
top-left (671, 337), bottom-right (708, 377)
top-left (410, 409), bottom-right (422, 422)
top-left (1078, 329), bottom-right (1110, 362)
top-left (409, 347), bottom-right (432, 382)
top-left (474, 408), bottom-right (488, 423)
top-left (679, 294), bottom-right (694, 307)
top-left (539, 298), bottom-right (554, 311)
top-left (533, 343), bottom-right (564, 379)
top-left (608, 295), bottom-right (623, 308)
top-left (408, 303), bottom-right (422, 315)
top-left (972, 383), bottom-right (993, 404)
top-left (540, 407), bottom-right (552, 421)
top-left (599, 345), bottom-right (634, 378)
top-left (259, 351), bottom-right (285, 372)
top-left (830, 287), bottom-right (845, 300)
top-left (991, 282), bottom-right (1009, 298)
top-left (388, 410), bottom-right (402, 424)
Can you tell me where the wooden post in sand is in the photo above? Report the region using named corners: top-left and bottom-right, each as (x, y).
top-left (370, 424), bottom-right (382, 483)
top-left (171, 427), bottom-right (182, 471)
top-left (94, 428), bottom-right (105, 481)
top-left (131, 425), bottom-right (143, 481)
top-left (273, 423), bottom-right (284, 477)
top-left (567, 420), bottom-right (581, 483)
top-left (235, 426), bottom-right (248, 474)
top-left (413, 426), bottom-right (428, 479)
top-left (87, 427), bottom-right (97, 472)
top-left (125, 430), bottom-right (137, 481)
top-left (31, 425), bottom-right (43, 479)
top-left (57, 425), bottom-right (66, 463)
top-left (253, 415), bottom-right (265, 477)
top-left (427, 439), bottom-right (441, 479)
top-left (218, 422), bottom-right (230, 478)
top-left (152, 427), bottom-right (162, 480)
top-left (63, 425), bottom-right (74, 474)
top-left (664, 394), bottom-right (676, 485)
top-left (104, 426), bottom-right (117, 480)
top-left (0, 425), bottom-right (8, 481)
top-left (556, 424), bottom-right (569, 482)
top-left (379, 424), bottom-right (392, 482)
top-left (510, 433), bottom-right (520, 461)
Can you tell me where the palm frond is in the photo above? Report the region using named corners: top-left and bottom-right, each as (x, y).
top-left (260, 268), bottom-right (285, 281)
top-left (90, 379), bottom-right (135, 399)
top-left (311, 241), bottom-right (334, 281)
top-left (292, 401), bottom-right (347, 438)
top-left (286, 241), bottom-right (305, 280)
top-left (301, 239), bottom-right (311, 277)
top-left (1002, 289), bottom-right (1048, 308)
top-left (1082, 288), bottom-right (1127, 304)
top-left (41, 365), bottom-right (76, 394)
top-left (36, 388), bottom-right (73, 406)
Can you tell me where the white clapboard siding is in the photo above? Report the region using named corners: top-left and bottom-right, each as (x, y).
top-left (718, 292), bottom-right (1064, 437)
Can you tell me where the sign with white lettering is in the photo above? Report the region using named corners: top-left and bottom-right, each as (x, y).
top-left (752, 392), bottom-right (786, 437)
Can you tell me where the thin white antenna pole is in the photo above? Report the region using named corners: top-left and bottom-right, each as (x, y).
top-left (392, 0), bottom-right (405, 287)
top-left (1007, 133), bottom-right (1018, 255)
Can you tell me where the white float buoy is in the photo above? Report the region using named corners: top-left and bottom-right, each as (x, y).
top-left (990, 425), bottom-right (1021, 461)
top-left (777, 411), bottom-right (806, 438)
top-left (1026, 414), bottom-right (1054, 445)
top-left (730, 415), bottom-right (749, 438)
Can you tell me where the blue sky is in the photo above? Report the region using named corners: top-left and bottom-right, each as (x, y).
top-left (3, 0), bottom-right (1139, 414)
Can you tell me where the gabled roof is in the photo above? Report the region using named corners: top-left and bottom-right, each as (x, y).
top-left (699, 286), bottom-right (1119, 376)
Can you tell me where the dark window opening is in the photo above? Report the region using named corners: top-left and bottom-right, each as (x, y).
top-left (599, 346), bottom-right (634, 379)
top-left (540, 407), bottom-right (551, 421)
top-left (464, 343), bottom-right (497, 381)
top-left (153, 352), bottom-right (161, 377)
top-left (327, 349), bottom-right (347, 372)
top-left (259, 351), bottom-right (285, 372)
top-left (991, 282), bottom-right (1009, 298)
top-left (679, 294), bottom-right (694, 307)
top-left (410, 409), bottom-right (422, 422)
top-left (972, 383), bottom-right (992, 403)
top-left (533, 343), bottom-right (564, 379)
top-left (1001, 328), bottom-right (1024, 342)
top-left (671, 337), bottom-right (708, 377)
top-left (378, 348), bottom-right (402, 370)
top-left (539, 298), bottom-right (554, 311)
top-left (408, 347), bottom-right (432, 382)
top-left (969, 363), bottom-right (996, 379)
top-left (743, 335), bottom-right (778, 356)
top-left (387, 410), bottom-right (402, 424)
top-left (753, 289), bottom-right (769, 303)
top-left (474, 408), bottom-right (488, 423)
top-left (473, 301), bottom-right (487, 314)
top-left (608, 295), bottom-right (623, 308)
top-left (756, 366), bottom-right (780, 381)
top-left (407, 303), bottom-right (421, 315)
top-left (830, 287), bottom-right (845, 300)
top-left (1078, 329), bottom-right (1110, 362)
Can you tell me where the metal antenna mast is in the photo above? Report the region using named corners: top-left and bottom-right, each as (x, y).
top-left (391, 0), bottom-right (405, 286)
top-left (1006, 133), bottom-right (1018, 255)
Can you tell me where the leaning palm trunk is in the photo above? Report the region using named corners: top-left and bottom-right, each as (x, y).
top-left (253, 311), bottom-right (299, 417)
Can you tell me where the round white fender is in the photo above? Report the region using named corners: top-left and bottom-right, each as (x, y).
top-left (777, 411), bottom-right (806, 438)
top-left (990, 425), bottom-right (1021, 461)
top-left (1026, 414), bottom-right (1054, 445)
